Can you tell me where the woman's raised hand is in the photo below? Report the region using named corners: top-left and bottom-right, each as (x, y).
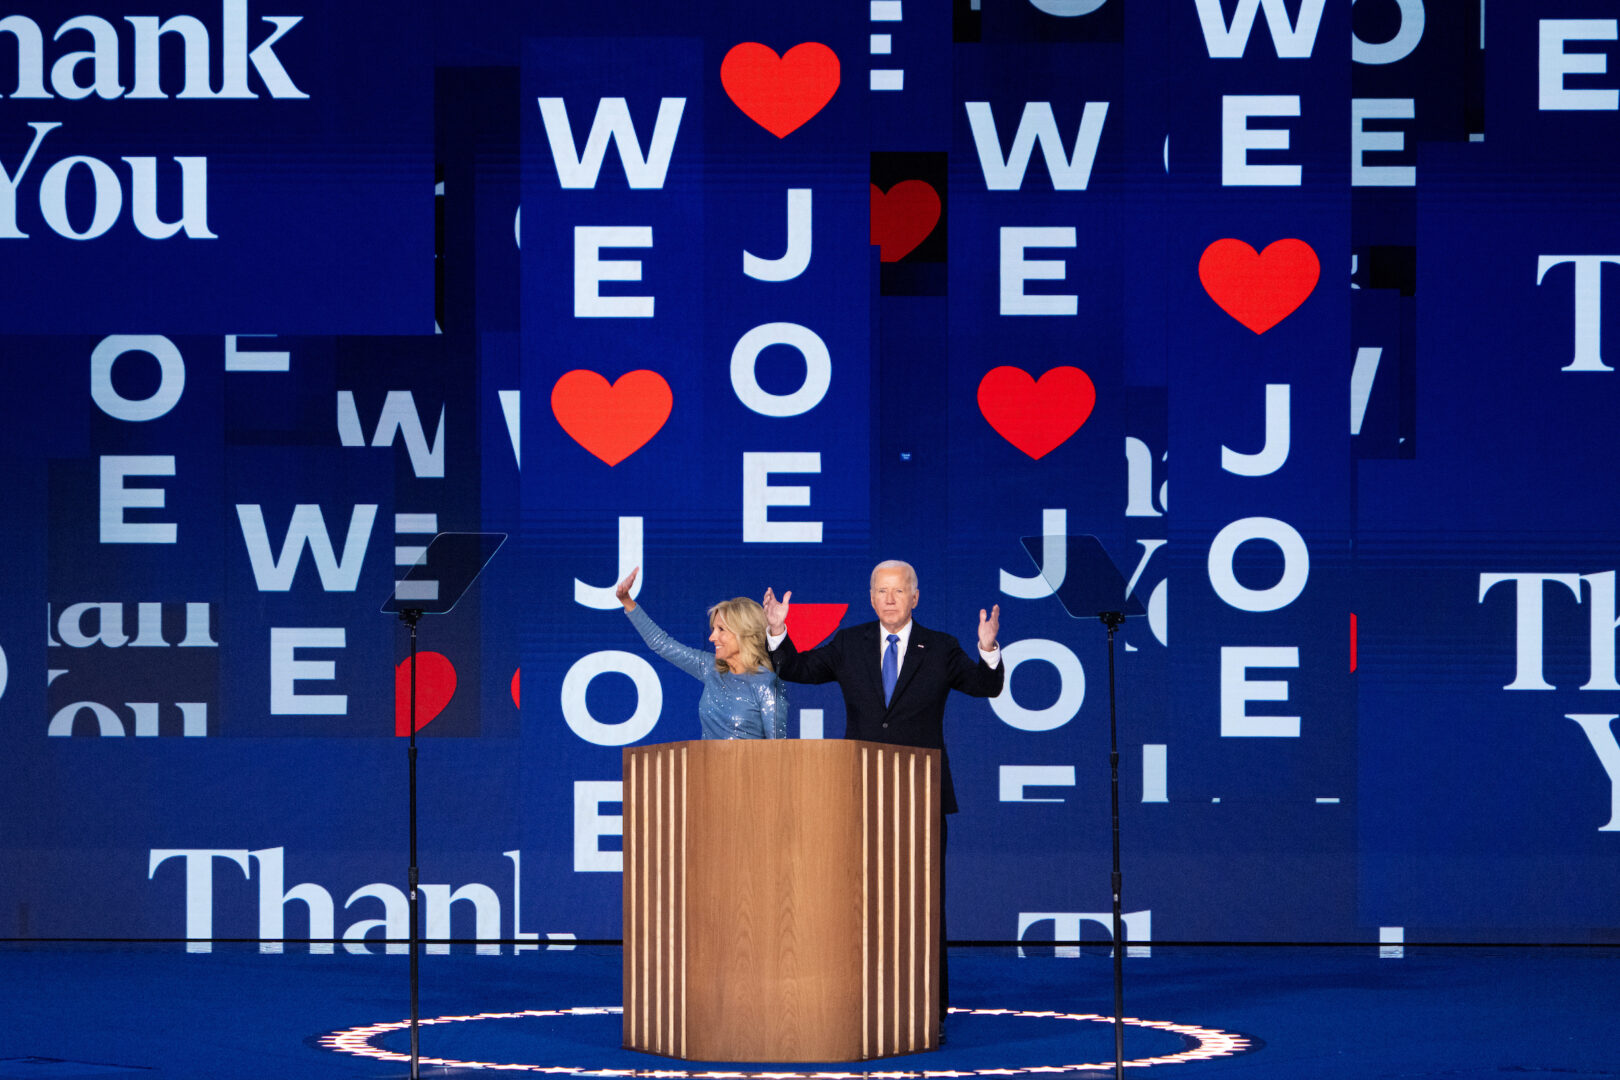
top-left (615, 566), bottom-right (640, 611)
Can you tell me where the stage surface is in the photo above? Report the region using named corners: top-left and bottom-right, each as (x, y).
top-left (2, 944), bottom-right (1614, 1078)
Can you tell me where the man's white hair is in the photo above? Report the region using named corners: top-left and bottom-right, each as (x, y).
top-left (869, 559), bottom-right (918, 593)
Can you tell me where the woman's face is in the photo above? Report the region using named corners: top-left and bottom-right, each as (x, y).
top-left (709, 616), bottom-right (741, 667)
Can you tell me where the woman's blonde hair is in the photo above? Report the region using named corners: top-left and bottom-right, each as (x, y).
top-left (708, 596), bottom-right (772, 674)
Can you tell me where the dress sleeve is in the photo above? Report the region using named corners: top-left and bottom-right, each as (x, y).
top-left (756, 675), bottom-right (789, 739)
top-left (626, 605), bottom-right (711, 681)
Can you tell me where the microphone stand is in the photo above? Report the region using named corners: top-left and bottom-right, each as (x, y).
top-left (1019, 533), bottom-right (1139, 1080)
top-left (400, 607), bottom-right (423, 1080)
top-left (1100, 610), bottom-right (1125, 1080)
top-left (379, 531), bottom-right (506, 1080)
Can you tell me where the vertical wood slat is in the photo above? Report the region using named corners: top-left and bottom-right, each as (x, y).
top-left (925, 751), bottom-right (938, 1052)
top-left (861, 746), bottom-right (937, 1058)
top-left (864, 746), bottom-right (880, 1058)
top-left (641, 750), bottom-right (650, 1047)
top-left (679, 744), bottom-right (687, 1058)
top-left (656, 748), bottom-right (666, 1052)
top-left (894, 748), bottom-right (907, 1049)
top-left (908, 751), bottom-right (918, 1053)
top-left (876, 745), bottom-right (885, 1057)
top-left (623, 751), bottom-right (637, 1049)
top-left (623, 745), bottom-right (687, 1055)
top-left (860, 746), bottom-right (870, 1061)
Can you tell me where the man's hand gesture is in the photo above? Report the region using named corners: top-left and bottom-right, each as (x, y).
top-left (977, 603), bottom-right (1000, 652)
top-left (762, 586), bottom-right (791, 637)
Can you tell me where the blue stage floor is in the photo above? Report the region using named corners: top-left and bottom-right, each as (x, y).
top-left (2, 944), bottom-right (1615, 1079)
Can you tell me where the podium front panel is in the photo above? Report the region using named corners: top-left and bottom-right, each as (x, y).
top-left (623, 740), bottom-right (939, 1062)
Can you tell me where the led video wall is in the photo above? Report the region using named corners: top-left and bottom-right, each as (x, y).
top-left (3, 0), bottom-right (1618, 950)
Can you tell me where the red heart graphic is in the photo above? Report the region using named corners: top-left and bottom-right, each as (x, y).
top-left (870, 181), bottom-right (941, 263)
top-left (977, 366), bottom-right (1097, 460)
top-left (785, 603), bottom-right (848, 652)
top-left (551, 369), bottom-right (673, 466)
top-left (1198, 238), bottom-right (1320, 334)
top-left (510, 668), bottom-right (521, 710)
top-left (395, 651), bottom-right (457, 736)
top-left (721, 42), bottom-right (840, 139)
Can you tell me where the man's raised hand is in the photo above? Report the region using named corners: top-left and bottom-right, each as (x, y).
top-left (763, 586), bottom-right (791, 637)
top-left (978, 603), bottom-right (1000, 652)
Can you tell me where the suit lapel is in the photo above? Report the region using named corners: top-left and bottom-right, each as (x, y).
top-left (861, 622), bottom-right (886, 705)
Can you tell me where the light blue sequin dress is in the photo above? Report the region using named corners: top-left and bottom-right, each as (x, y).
top-left (626, 605), bottom-right (789, 739)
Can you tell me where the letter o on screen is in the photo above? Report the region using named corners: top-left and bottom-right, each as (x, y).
top-left (730, 322), bottom-right (831, 417)
top-left (40, 156), bottom-right (122, 239)
top-left (560, 650), bottom-right (662, 746)
top-left (990, 639), bottom-right (1084, 732)
top-left (91, 335), bottom-right (185, 422)
top-left (48, 701), bottom-right (124, 737)
top-left (1029, 0), bottom-right (1108, 15)
top-left (1207, 516), bottom-right (1309, 612)
top-left (1147, 577), bottom-right (1167, 646)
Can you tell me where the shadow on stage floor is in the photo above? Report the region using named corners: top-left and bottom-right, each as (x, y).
top-left (2, 943), bottom-right (1615, 1079)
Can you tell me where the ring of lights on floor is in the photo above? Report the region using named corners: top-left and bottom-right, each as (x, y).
top-left (317, 1005), bottom-right (1255, 1073)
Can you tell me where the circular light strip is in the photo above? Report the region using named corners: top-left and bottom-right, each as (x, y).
top-left (317, 1005), bottom-right (1254, 1074)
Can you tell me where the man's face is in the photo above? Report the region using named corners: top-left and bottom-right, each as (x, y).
top-left (870, 567), bottom-right (919, 633)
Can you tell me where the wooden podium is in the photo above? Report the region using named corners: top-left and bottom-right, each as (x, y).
top-left (622, 739), bottom-right (940, 1062)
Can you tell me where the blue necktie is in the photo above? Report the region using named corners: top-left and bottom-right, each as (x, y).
top-left (883, 634), bottom-right (899, 706)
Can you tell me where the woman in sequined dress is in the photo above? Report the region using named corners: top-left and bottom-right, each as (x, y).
top-left (614, 567), bottom-right (789, 739)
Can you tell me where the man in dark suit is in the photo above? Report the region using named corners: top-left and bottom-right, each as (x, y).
top-left (763, 560), bottom-right (1003, 1034)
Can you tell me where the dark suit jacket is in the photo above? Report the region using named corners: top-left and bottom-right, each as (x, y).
top-left (770, 619), bottom-right (1005, 814)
